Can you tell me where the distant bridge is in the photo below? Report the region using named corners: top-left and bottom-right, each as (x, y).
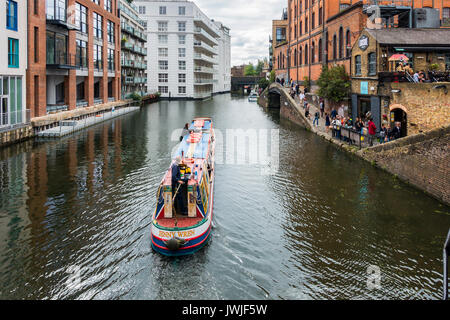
top-left (231, 76), bottom-right (264, 93)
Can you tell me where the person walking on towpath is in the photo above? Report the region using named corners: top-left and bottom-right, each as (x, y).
top-left (319, 99), bottom-right (325, 118)
top-left (313, 111), bottom-right (320, 127)
top-left (368, 118), bottom-right (377, 146)
top-left (325, 113), bottom-right (331, 133)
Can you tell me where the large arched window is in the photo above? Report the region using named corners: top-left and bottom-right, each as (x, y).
top-left (299, 47), bottom-right (303, 65)
top-left (311, 41), bottom-right (315, 63)
top-left (305, 44), bottom-right (308, 64)
top-left (333, 34), bottom-right (337, 60)
top-left (325, 31), bottom-right (329, 62)
top-left (294, 48), bottom-right (297, 66)
top-left (318, 38), bottom-right (323, 63)
top-left (339, 27), bottom-right (344, 59)
top-left (346, 29), bottom-right (351, 57)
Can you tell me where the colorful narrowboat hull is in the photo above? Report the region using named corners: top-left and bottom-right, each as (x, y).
top-left (151, 118), bottom-right (215, 257)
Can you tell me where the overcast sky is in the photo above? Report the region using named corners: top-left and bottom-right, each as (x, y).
top-left (194, 0), bottom-right (286, 67)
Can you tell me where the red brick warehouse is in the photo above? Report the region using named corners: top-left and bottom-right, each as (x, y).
top-left (285, 0), bottom-right (450, 85)
top-left (27, 0), bottom-right (121, 118)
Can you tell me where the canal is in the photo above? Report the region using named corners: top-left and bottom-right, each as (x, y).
top-left (0, 94), bottom-right (448, 300)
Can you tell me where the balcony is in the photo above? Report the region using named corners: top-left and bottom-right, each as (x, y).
top-left (47, 53), bottom-right (78, 70)
top-left (194, 79), bottom-right (214, 85)
top-left (124, 77), bottom-right (134, 84)
top-left (194, 53), bottom-right (216, 65)
top-left (194, 27), bottom-right (218, 46)
top-left (194, 66), bottom-right (215, 74)
top-left (194, 41), bottom-right (218, 55)
top-left (122, 42), bottom-right (134, 51)
top-left (46, 6), bottom-right (78, 30)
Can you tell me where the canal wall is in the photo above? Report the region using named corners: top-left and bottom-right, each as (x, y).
top-left (259, 82), bottom-right (450, 206)
top-left (359, 125), bottom-right (450, 205)
top-left (259, 83), bottom-right (312, 130)
top-left (0, 125), bottom-right (34, 148)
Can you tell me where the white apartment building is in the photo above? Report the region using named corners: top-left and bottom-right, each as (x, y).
top-left (135, 0), bottom-right (231, 99)
top-left (213, 21), bottom-right (231, 94)
top-left (119, 0), bottom-right (148, 99)
top-left (0, 0), bottom-right (27, 128)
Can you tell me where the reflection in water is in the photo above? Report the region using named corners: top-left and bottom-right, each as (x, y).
top-left (0, 94), bottom-right (449, 300)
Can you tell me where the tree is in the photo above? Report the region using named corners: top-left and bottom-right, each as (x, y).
top-left (244, 63), bottom-right (256, 76)
top-left (255, 60), bottom-right (265, 75)
top-left (258, 78), bottom-right (270, 90)
top-left (316, 65), bottom-right (350, 103)
top-left (269, 70), bottom-right (276, 83)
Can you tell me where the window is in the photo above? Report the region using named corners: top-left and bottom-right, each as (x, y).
top-left (319, 7), bottom-right (323, 25)
top-left (8, 38), bottom-right (19, 68)
top-left (107, 48), bottom-right (115, 71)
top-left (178, 74), bottom-right (186, 83)
top-left (75, 3), bottom-right (88, 33)
top-left (178, 22), bottom-right (186, 32)
top-left (178, 35), bottom-right (186, 45)
top-left (93, 13), bottom-right (103, 39)
top-left (340, 4), bottom-right (350, 11)
top-left (34, 0), bottom-right (38, 15)
top-left (299, 47), bottom-right (302, 65)
top-left (158, 74), bottom-right (168, 83)
top-left (443, 8), bottom-right (450, 26)
top-left (311, 12), bottom-right (315, 30)
top-left (339, 27), bottom-right (344, 59)
top-left (179, 6), bottom-right (186, 15)
top-left (178, 48), bottom-right (186, 58)
top-left (47, 0), bottom-right (66, 21)
top-left (368, 52), bottom-right (376, 75)
top-left (159, 60), bottom-right (168, 70)
top-left (158, 21), bottom-right (168, 32)
top-left (6, 0), bottom-right (18, 31)
top-left (46, 31), bottom-right (68, 65)
top-left (318, 39), bottom-right (323, 63)
top-left (179, 61), bottom-right (186, 70)
top-left (92, 0), bottom-right (100, 5)
top-left (355, 55), bottom-right (361, 76)
top-left (158, 48), bottom-right (168, 57)
top-left (158, 35), bottom-right (168, 44)
top-left (333, 34), bottom-right (337, 60)
top-left (304, 44), bottom-right (308, 64)
top-left (305, 18), bottom-right (308, 33)
top-left (76, 39), bottom-right (87, 68)
top-left (93, 44), bottom-right (103, 70)
top-left (34, 27), bottom-right (39, 63)
top-left (159, 6), bottom-right (166, 15)
top-left (311, 41), bottom-right (315, 63)
top-left (107, 21), bottom-right (115, 43)
top-left (346, 30), bottom-right (351, 57)
top-left (299, 20), bottom-right (302, 35)
top-left (178, 86), bottom-right (186, 94)
top-left (276, 27), bottom-right (286, 44)
top-left (158, 86), bottom-right (168, 94)
top-left (139, 6), bottom-right (146, 14)
top-left (104, 0), bottom-right (112, 13)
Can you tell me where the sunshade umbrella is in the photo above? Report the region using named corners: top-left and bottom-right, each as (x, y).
top-left (389, 54), bottom-right (409, 62)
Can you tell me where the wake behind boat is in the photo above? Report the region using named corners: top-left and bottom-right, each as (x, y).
top-left (151, 118), bottom-right (215, 256)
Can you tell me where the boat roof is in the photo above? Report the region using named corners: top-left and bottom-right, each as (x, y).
top-left (174, 118), bottom-right (213, 160)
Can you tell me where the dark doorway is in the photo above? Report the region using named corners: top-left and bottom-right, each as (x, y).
top-left (55, 82), bottom-right (65, 104)
top-left (94, 81), bottom-right (100, 99)
top-left (76, 81), bottom-right (85, 101)
top-left (391, 108), bottom-right (408, 137)
top-left (358, 98), bottom-right (371, 119)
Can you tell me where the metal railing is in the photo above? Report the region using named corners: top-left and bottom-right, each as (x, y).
top-left (444, 229), bottom-right (450, 300)
top-left (47, 52), bottom-right (77, 68)
top-left (47, 105), bottom-right (68, 113)
top-left (0, 110), bottom-right (31, 131)
top-left (332, 126), bottom-right (377, 149)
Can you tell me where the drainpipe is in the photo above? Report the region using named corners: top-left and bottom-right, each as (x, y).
top-left (287, 7), bottom-right (291, 85)
top-left (322, 0), bottom-right (326, 66)
top-left (308, 1), bottom-right (312, 85)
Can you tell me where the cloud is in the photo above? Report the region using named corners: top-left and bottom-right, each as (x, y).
top-left (194, 0), bottom-right (286, 66)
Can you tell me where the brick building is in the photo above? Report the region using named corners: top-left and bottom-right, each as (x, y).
top-left (272, 8), bottom-right (289, 81)
top-left (277, 0), bottom-right (450, 85)
top-left (27, 0), bottom-right (121, 118)
top-left (351, 28), bottom-right (450, 136)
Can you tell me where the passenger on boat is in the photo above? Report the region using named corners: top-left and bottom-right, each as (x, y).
top-left (171, 156), bottom-right (186, 215)
top-left (180, 123), bottom-right (190, 142)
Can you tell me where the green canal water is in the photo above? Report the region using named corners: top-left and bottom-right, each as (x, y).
top-left (0, 94), bottom-right (448, 299)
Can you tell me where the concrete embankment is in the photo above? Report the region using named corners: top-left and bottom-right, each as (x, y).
top-left (259, 83), bottom-right (450, 205)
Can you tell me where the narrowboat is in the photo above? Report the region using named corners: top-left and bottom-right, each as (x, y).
top-left (151, 118), bottom-right (215, 256)
top-left (248, 92), bottom-right (259, 102)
